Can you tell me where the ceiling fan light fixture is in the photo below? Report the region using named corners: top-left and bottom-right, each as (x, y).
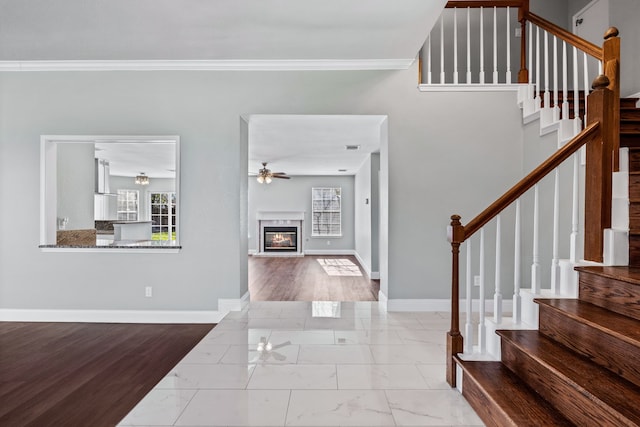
top-left (265, 176), bottom-right (272, 184)
top-left (135, 172), bottom-right (150, 185)
top-left (257, 175), bottom-right (265, 184)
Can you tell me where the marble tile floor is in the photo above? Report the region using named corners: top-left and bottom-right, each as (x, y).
top-left (118, 301), bottom-right (484, 427)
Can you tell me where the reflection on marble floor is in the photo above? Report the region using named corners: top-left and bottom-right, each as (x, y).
top-left (118, 301), bottom-right (484, 427)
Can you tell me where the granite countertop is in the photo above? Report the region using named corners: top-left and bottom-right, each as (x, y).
top-left (40, 240), bottom-right (181, 249)
top-left (111, 221), bottom-right (153, 224)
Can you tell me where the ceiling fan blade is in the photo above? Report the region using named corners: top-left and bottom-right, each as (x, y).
top-left (272, 175), bottom-right (290, 179)
top-left (271, 172), bottom-right (287, 176)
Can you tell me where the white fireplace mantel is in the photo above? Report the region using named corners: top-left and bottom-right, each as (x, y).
top-left (256, 211), bottom-right (305, 221)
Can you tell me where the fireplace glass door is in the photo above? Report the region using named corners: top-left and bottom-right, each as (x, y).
top-left (264, 227), bottom-right (297, 252)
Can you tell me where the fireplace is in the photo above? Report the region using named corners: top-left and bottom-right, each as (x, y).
top-left (264, 227), bottom-right (298, 252)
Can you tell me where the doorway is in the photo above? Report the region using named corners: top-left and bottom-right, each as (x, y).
top-left (241, 114), bottom-right (389, 302)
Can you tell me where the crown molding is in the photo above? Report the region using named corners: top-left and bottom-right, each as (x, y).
top-left (0, 58), bottom-right (414, 72)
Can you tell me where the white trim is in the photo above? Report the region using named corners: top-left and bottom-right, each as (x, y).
top-left (218, 292), bottom-right (250, 312)
top-left (353, 251), bottom-right (372, 278)
top-left (371, 272), bottom-right (380, 280)
top-left (0, 309), bottom-right (225, 323)
top-left (303, 249), bottom-right (355, 255)
top-left (377, 290), bottom-right (388, 311)
top-left (418, 84), bottom-right (524, 92)
top-left (248, 249), bottom-right (258, 255)
top-left (0, 59), bottom-right (414, 72)
top-left (387, 299), bottom-right (514, 312)
top-left (40, 247), bottom-right (180, 253)
top-left (256, 211), bottom-right (305, 221)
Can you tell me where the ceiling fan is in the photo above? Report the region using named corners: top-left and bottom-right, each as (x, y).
top-left (256, 162), bottom-right (290, 184)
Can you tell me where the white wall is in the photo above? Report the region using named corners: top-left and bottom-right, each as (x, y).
top-left (248, 175), bottom-right (355, 252)
top-left (0, 62), bottom-right (525, 313)
top-left (57, 143), bottom-right (95, 230)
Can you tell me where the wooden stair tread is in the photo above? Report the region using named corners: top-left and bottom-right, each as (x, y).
top-left (453, 357), bottom-right (575, 426)
top-left (498, 330), bottom-right (640, 424)
top-left (536, 298), bottom-right (640, 345)
top-left (575, 266), bottom-right (640, 286)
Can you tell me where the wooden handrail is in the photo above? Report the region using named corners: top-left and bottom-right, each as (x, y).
top-left (464, 121), bottom-right (600, 240)
top-left (446, 0), bottom-right (525, 7)
top-left (524, 11), bottom-right (602, 60)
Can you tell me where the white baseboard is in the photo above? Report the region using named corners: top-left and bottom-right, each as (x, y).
top-left (219, 291), bottom-right (250, 312)
top-left (303, 249), bottom-right (355, 255)
top-left (386, 299), bottom-right (514, 312)
top-left (0, 309), bottom-right (226, 323)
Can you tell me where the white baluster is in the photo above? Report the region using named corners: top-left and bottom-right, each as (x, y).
top-left (466, 7), bottom-right (471, 83)
top-left (494, 215), bottom-right (502, 323)
top-left (551, 168), bottom-right (560, 294)
top-left (493, 7), bottom-right (498, 84)
top-left (573, 46), bottom-right (581, 132)
top-left (535, 26), bottom-right (541, 109)
top-left (478, 228), bottom-right (486, 353)
top-left (553, 36), bottom-right (559, 121)
top-left (562, 41), bottom-right (569, 120)
top-left (454, 7), bottom-right (459, 84)
top-left (427, 35), bottom-right (432, 85)
top-left (570, 153), bottom-right (580, 262)
top-left (531, 184), bottom-right (541, 294)
top-left (513, 199), bottom-right (522, 324)
top-left (479, 7), bottom-right (485, 84)
top-left (528, 22), bottom-right (533, 87)
top-left (598, 61), bottom-right (603, 76)
top-left (440, 15), bottom-right (445, 84)
top-left (544, 30), bottom-right (550, 111)
top-left (506, 7), bottom-right (511, 83)
top-left (583, 52), bottom-right (589, 120)
top-left (465, 241), bottom-right (474, 354)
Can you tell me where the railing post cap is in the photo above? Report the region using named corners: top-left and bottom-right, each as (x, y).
top-left (604, 27), bottom-right (619, 40)
top-left (592, 74), bottom-right (610, 90)
top-left (451, 214), bottom-right (461, 221)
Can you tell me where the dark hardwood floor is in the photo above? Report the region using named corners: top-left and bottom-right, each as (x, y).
top-left (0, 322), bottom-right (214, 427)
top-left (248, 255), bottom-right (379, 301)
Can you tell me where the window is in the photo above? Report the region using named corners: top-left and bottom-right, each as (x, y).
top-left (117, 189), bottom-right (139, 221)
top-left (150, 192), bottom-right (176, 241)
top-left (312, 187), bottom-right (341, 237)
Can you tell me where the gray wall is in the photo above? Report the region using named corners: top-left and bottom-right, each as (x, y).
top-left (610, 0), bottom-right (640, 96)
top-left (57, 143), bottom-right (95, 230)
top-left (248, 175), bottom-right (355, 252)
top-left (0, 63), bottom-right (525, 311)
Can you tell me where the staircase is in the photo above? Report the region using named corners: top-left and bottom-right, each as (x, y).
top-left (623, 100), bottom-right (640, 266)
top-left (455, 266), bottom-right (640, 426)
top-left (453, 98), bottom-right (640, 426)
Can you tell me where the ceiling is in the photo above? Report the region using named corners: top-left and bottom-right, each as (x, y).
top-left (248, 115), bottom-right (385, 176)
top-left (0, 0), bottom-right (446, 69)
top-left (95, 141), bottom-right (176, 179)
top-left (4, 2), bottom-right (446, 177)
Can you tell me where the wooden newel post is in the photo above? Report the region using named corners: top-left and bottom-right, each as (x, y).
top-left (603, 27), bottom-right (620, 170)
top-left (517, 0), bottom-right (530, 83)
top-left (584, 75), bottom-right (613, 262)
top-left (447, 214), bottom-right (465, 387)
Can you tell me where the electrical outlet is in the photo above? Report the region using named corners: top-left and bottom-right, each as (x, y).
top-left (145, 286), bottom-right (153, 297)
top-left (327, 240), bottom-right (331, 245)
top-left (474, 275), bottom-right (481, 287)
top-left (515, 27), bottom-right (522, 38)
